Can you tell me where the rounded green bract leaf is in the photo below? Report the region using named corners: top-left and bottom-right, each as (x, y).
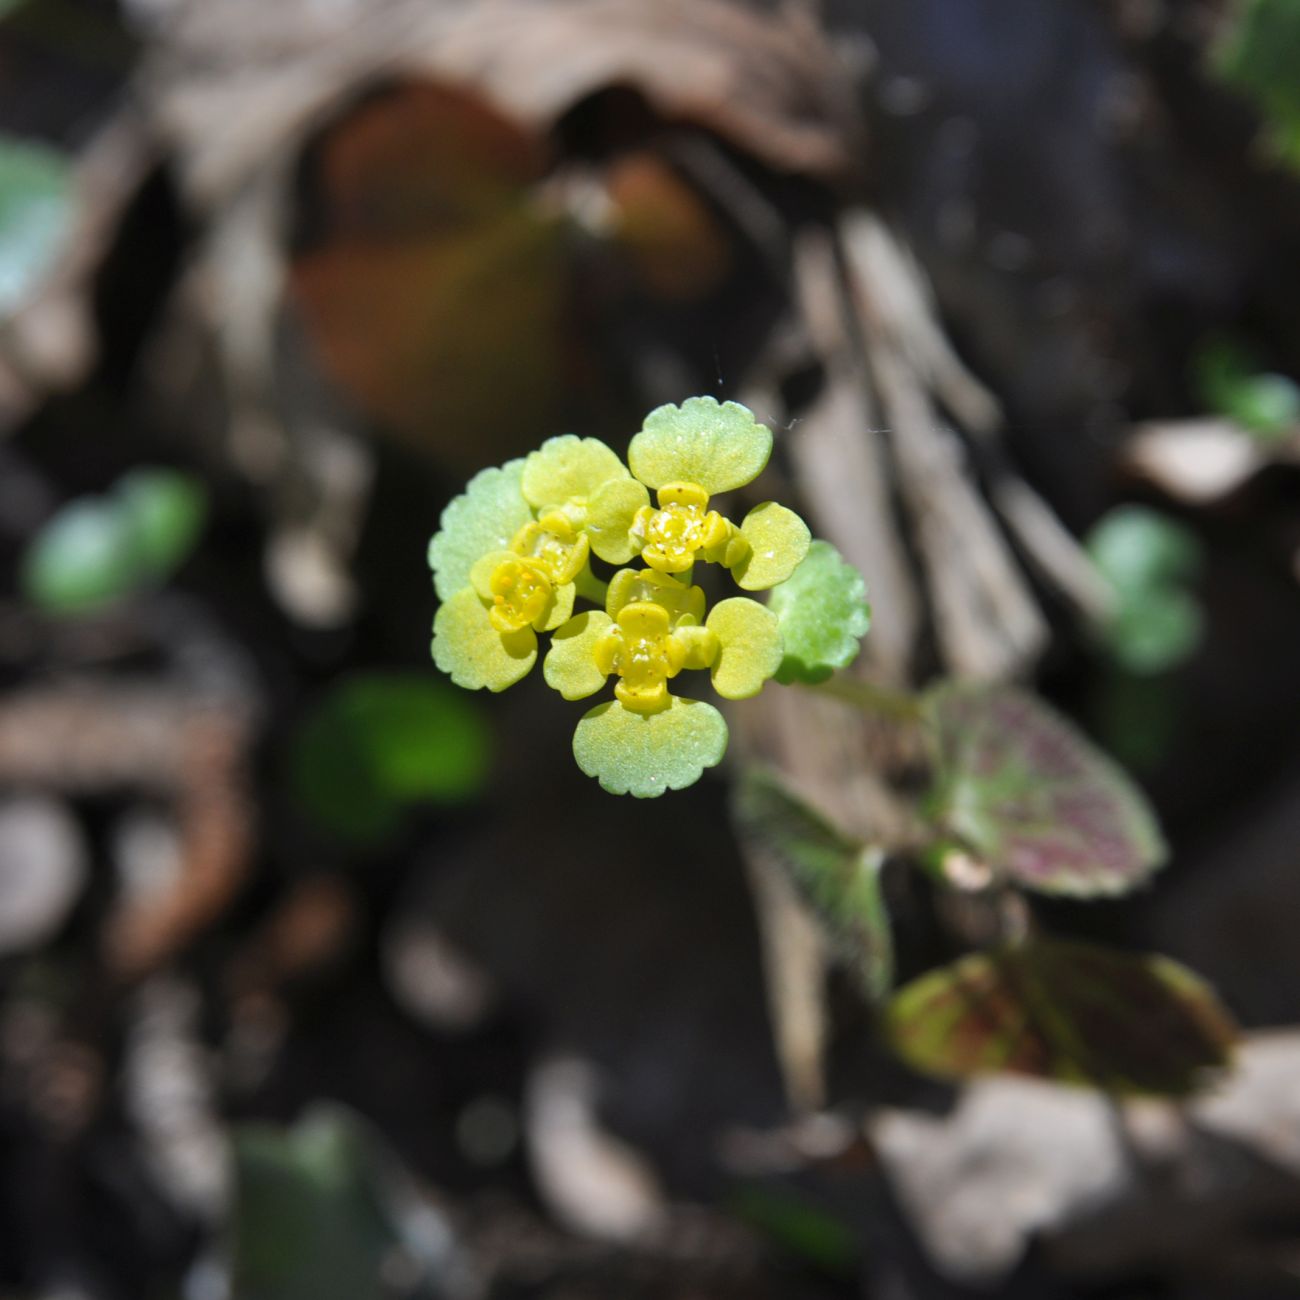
top-left (428, 459), bottom-right (532, 602)
top-left (522, 434), bottom-right (629, 509)
top-left (573, 697), bottom-right (728, 797)
top-left (432, 588), bottom-right (536, 691)
top-left (768, 541), bottom-right (871, 684)
top-left (731, 501), bottom-right (811, 591)
top-left (629, 397), bottom-right (772, 494)
top-left (586, 477), bottom-right (650, 563)
top-left (544, 610), bottom-right (613, 699)
top-left (707, 597), bottom-right (782, 699)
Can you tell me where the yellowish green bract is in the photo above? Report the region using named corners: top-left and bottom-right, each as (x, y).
top-left (427, 398), bottom-right (869, 795)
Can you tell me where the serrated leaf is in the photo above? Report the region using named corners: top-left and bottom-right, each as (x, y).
top-left (923, 683), bottom-right (1166, 896)
top-left (887, 940), bottom-right (1236, 1096)
top-left (767, 540), bottom-right (871, 684)
top-left (292, 674), bottom-right (490, 842)
top-left (0, 135), bottom-right (73, 315)
top-left (232, 1105), bottom-right (456, 1300)
top-left (733, 769), bottom-right (892, 999)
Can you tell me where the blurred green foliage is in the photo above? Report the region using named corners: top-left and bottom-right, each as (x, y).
top-left (21, 469), bottom-right (207, 613)
top-left (1086, 505), bottom-right (1204, 675)
top-left (291, 674), bottom-right (490, 843)
top-left (1196, 337), bottom-right (1300, 441)
top-left (1215, 0), bottom-right (1300, 168)
top-left (233, 1106), bottom-right (457, 1300)
top-left (0, 133), bottom-right (72, 315)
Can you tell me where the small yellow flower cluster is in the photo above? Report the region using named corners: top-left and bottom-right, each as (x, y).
top-left (429, 397), bottom-right (814, 795)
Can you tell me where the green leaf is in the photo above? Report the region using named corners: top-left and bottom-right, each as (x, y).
top-left (427, 459), bottom-right (532, 602)
top-left (0, 135), bottom-right (73, 315)
top-left (233, 1105), bottom-right (457, 1300)
top-left (1086, 506), bottom-right (1203, 675)
top-left (292, 673), bottom-right (490, 842)
top-left (923, 682), bottom-right (1166, 896)
top-left (732, 768), bottom-right (892, 999)
top-left (20, 468), bottom-right (207, 614)
top-left (1196, 336), bottom-right (1300, 439)
top-left (887, 939), bottom-right (1237, 1097)
top-left (767, 540), bottom-right (871, 684)
top-left (572, 696), bottom-right (727, 797)
top-left (628, 396), bottom-right (772, 494)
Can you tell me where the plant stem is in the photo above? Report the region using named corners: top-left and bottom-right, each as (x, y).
top-left (801, 675), bottom-right (923, 722)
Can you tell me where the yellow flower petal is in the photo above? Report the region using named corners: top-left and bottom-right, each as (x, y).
top-left (543, 610), bottom-right (614, 699)
top-left (587, 478), bottom-right (650, 563)
top-left (572, 696), bottom-right (728, 797)
top-left (628, 397), bottom-right (772, 494)
top-left (428, 460), bottom-right (532, 602)
top-left (537, 579), bottom-right (576, 632)
top-left (606, 567), bottom-right (705, 626)
top-left (432, 588), bottom-right (536, 692)
top-left (522, 435), bottom-right (629, 509)
top-left (706, 597), bottom-right (783, 699)
top-left (730, 502), bottom-right (811, 591)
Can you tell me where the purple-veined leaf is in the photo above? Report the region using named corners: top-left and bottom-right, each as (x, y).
top-left (923, 683), bottom-right (1166, 896)
top-left (887, 939), bottom-right (1236, 1097)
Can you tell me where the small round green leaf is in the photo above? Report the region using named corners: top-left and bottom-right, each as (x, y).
top-left (432, 588), bottom-right (536, 691)
top-left (428, 459), bottom-right (532, 601)
top-left (768, 540), bottom-right (871, 684)
top-left (293, 673), bottom-right (490, 842)
top-left (572, 696), bottom-right (727, 797)
top-left (628, 396), bottom-right (772, 494)
top-left (731, 501), bottom-right (811, 591)
top-left (923, 682), bottom-right (1166, 896)
top-left (887, 940), bottom-right (1237, 1096)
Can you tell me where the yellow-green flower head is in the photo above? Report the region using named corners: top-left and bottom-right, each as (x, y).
top-left (429, 437), bottom-right (636, 691)
top-left (542, 567), bottom-right (783, 796)
top-left (589, 397), bottom-right (813, 589)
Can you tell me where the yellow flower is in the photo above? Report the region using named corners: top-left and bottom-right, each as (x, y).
top-left (597, 397), bottom-right (812, 588)
top-left (543, 566), bottom-right (783, 795)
